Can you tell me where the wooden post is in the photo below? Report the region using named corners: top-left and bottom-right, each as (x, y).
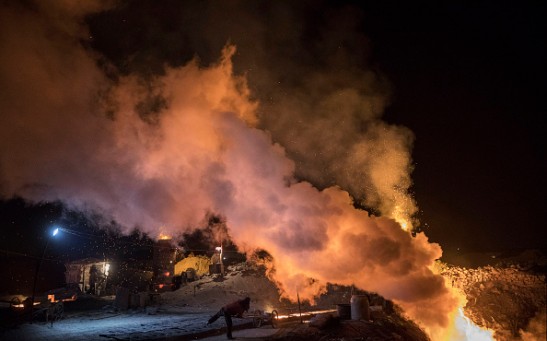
top-left (297, 291), bottom-right (302, 324)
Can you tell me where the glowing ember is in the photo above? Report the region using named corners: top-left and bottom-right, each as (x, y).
top-left (391, 205), bottom-right (411, 231)
top-left (11, 302), bottom-right (40, 308)
top-left (11, 294), bottom-right (76, 309)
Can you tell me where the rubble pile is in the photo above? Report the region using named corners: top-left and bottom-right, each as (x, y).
top-left (441, 264), bottom-right (546, 340)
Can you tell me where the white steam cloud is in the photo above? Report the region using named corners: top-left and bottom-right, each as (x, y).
top-left (0, 1), bottom-right (460, 337)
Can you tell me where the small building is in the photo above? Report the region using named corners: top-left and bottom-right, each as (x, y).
top-left (65, 258), bottom-right (110, 295)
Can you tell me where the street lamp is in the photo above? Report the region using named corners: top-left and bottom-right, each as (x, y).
top-left (215, 245), bottom-right (224, 277)
top-left (30, 226), bottom-right (60, 321)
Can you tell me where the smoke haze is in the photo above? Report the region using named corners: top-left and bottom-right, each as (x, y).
top-left (1, 0), bottom-right (459, 336)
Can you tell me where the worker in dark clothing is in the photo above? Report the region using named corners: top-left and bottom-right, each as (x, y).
top-left (89, 265), bottom-right (98, 295)
top-left (207, 297), bottom-right (251, 339)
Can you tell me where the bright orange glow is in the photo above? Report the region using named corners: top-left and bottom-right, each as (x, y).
top-left (158, 232), bottom-right (172, 240)
top-left (62, 295), bottom-right (77, 302)
top-left (432, 304), bottom-right (495, 340)
top-left (12, 294), bottom-right (77, 308)
top-left (275, 308), bottom-right (336, 320)
top-left (427, 269), bottom-right (495, 340)
top-left (391, 205), bottom-right (411, 231)
top-left (12, 301), bottom-right (40, 308)
top-left (453, 307), bottom-right (495, 340)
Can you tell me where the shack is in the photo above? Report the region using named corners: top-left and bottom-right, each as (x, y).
top-left (64, 258), bottom-right (110, 295)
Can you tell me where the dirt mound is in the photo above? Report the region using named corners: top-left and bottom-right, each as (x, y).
top-left (162, 263), bottom-right (282, 312)
top-left (162, 263), bottom-right (429, 340)
top-left (441, 263), bottom-right (546, 340)
top-left (271, 314), bottom-right (429, 341)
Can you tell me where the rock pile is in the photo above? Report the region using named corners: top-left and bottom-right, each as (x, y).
top-left (441, 263), bottom-right (546, 340)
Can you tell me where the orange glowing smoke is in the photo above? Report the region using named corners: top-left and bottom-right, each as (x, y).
top-left (0, 3), bottom-right (493, 340)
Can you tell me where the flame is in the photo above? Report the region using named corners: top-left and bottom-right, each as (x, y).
top-left (428, 271), bottom-right (496, 340)
top-left (418, 232), bottom-right (494, 340)
top-left (254, 305), bottom-right (336, 320)
top-left (158, 232), bottom-right (172, 240)
top-left (275, 308), bottom-right (336, 320)
top-left (453, 307), bottom-right (495, 340)
top-left (432, 305), bottom-right (495, 340)
top-left (391, 205), bottom-right (411, 231)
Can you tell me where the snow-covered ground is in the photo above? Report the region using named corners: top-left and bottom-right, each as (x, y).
top-left (3, 310), bottom-right (211, 340)
top-left (1, 267), bottom-right (283, 341)
top-left (1, 305), bottom-right (273, 341)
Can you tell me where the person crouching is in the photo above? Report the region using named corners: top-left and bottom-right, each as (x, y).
top-left (207, 297), bottom-right (251, 339)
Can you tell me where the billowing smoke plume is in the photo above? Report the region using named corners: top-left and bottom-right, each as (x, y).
top-left (1, 1), bottom-right (457, 336)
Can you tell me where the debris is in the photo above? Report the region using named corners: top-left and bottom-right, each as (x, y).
top-left (309, 313), bottom-right (338, 329)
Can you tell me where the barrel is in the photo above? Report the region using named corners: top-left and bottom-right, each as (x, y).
top-left (350, 295), bottom-right (370, 320)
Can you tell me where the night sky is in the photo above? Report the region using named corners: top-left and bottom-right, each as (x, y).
top-left (359, 2), bottom-right (546, 255)
top-left (0, 0), bottom-right (545, 283)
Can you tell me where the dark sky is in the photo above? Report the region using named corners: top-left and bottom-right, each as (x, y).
top-left (360, 2), bottom-right (546, 254)
top-left (1, 0), bottom-right (545, 269)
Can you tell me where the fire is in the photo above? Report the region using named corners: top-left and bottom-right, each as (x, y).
top-left (391, 205), bottom-right (411, 231)
top-left (418, 234), bottom-right (495, 340)
top-left (433, 304), bottom-right (495, 340)
top-left (275, 309), bottom-right (336, 320)
top-left (429, 270), bottom-right (496, 340)
top-left (383, 172), bottom-right (495, 341)
top-left (158, 232), bottom-right (172, 240)
top-left (453, 307), bottom-right (495, 340)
